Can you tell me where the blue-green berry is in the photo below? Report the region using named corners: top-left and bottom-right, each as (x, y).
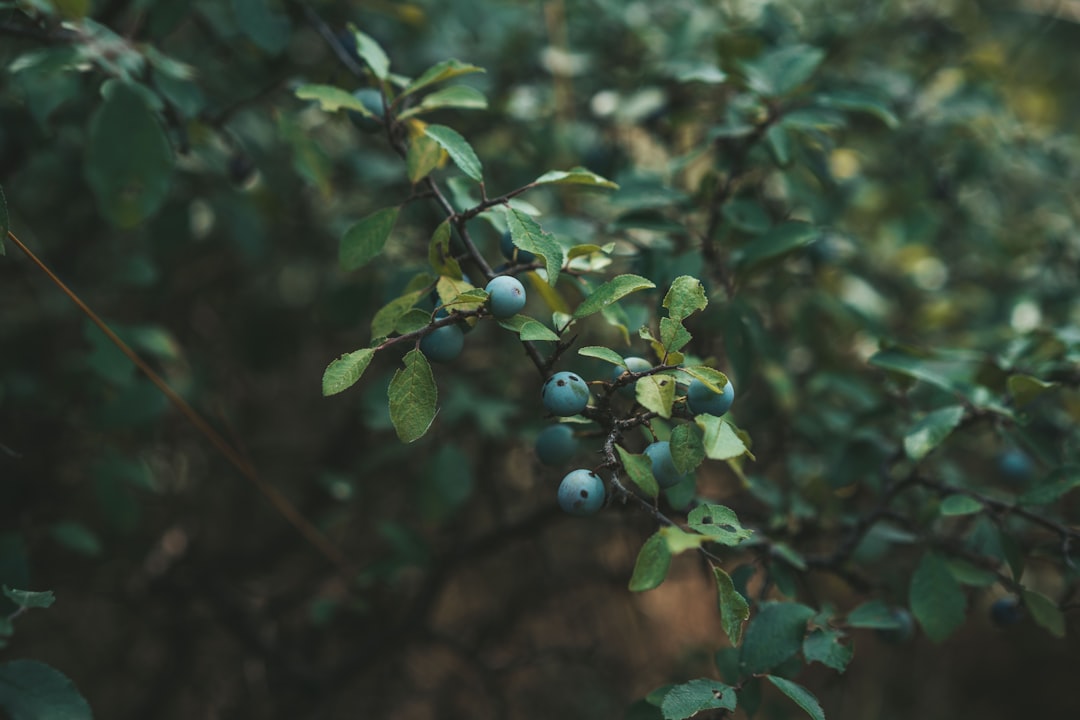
top-left (542, 371), bottom-right (590, 416)
top-left (348, 89), bottom-right (383, 133)
top-left (419, 323), bottom-right (464, 363)
top-left (557, 469), bottom-right (605, 515)
top-left (485, 276), bottom-right (527, 319)
top-left (644, 440), bottom-right (688, 489)
top-left (535, 424), bottom-right (579, 466)
top-left (610, 356), bottom-right (653, 398)
top-left (875, 608), bottom-right (915, 644)
top-left (500, 230), bottom-right (537, 264)
top-left (990, 596), bottom-right (1024, 627)
top-left (687, 378), bottom-right (735, 416)
top-left (997, 448), bottom-right (1033, 483)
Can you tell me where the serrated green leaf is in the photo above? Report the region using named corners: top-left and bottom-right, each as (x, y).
top-left (573, 274), bottom-right (655, 319)
top-left (740, 44), bottom-right (825, 97)
top-left (636, 374), bottom-right (676, 419)
top-left (427, 219), bottom-right (460, 277)
top-left (765, 676), bottom-right (825, 720)
top-left (322, 348), bottom-right (376, 396)
top-left (659, 317), bottom-right (692, 355)
top-left (909, 552), bottom-right (965, 642)
top-left (340, 207), bottom-right (400, 272)
top-left (532, 166), bottom-right (618, 190)
top-left (616, 445), bottom-right (659, 499)
top-left (408, 132), bottom-right (446, 184)
top-left (903, 405), bottom-right (964, 461)
top-left (846, 600), bottom-right (906, 630)
top-left (1022, 589), bottom-right (1065, 638)
top-left (679, 366), bottom-right (730, 394)
top-left (424, 124), bottom-right (483, 182)
top-left (1, 587), bottom-right (55, 609)
top-left (687, 504), bottom-right (753, 545)
top-left (1007, 374), bottom-right (1056, 407)
top-left (0, 660), bottom-right (92, 720)
top-left (401, 59), bottom-right (485, 98)
top-left (660, 678), bottom-right (736, 720)
top-left (740, 602), bottom-right (814, 675)
top-left (497, 316), bottom-right (560, 342)
top-left (803, 628), bottom-right (852, 672)
top-left (697, 416), bottom-right (749, 460)
top-left (578, 346), bottom-right (628, 366)
top-left (629, 532), bottom-right (671, 591)
top-left (940, 494), bottom-right (982, 516)
top-left (399, 85), bottom-right (487, 119)
top-left (503, 208), bottom-right (565, 287)
top-left (662, 276), bottom-right (708, 322)
top-left (714, 567), bottom-right (750, 646)
top-left (734, 222), bottom-right (818, 274)
top-left (349, 26), bottom-right (390, 79)
top-left (295, 84), bottom-right (373, 114)
top-left (388, 350), bottom-right (437, 443)
top-left (670, 423), bottom-right (705, 475)
top-left (395, 309), bottom-right (431, 335)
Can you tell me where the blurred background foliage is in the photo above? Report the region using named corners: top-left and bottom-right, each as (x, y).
top-left (1, 0), bottom-right (1079, 718)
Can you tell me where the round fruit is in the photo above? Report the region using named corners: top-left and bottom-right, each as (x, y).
top-left (610, 356), bottom-right (653, 398)
top-left (687, 378), bottom-right (735, 416)
top-left (419, 323), bottom-right (464, 363)
top-left (348, 89), bottom-right (383, 133)
top-left (643, 440), bottom-right (688, 489)
top-left (542, 372), bottom-right (590, 416)
top-left (557, 469), bottom-right (605, 516)
top-left (500, 230), bottom-right (537, 264)
top-left (997, 448), bottom-right (1033, 483)
top-left (990, 596), bottom-right (1024, 627)
top-left (535, 424), bottom-right (579, 466)
top-left (485, 276), bottom-right (527, 319)
top-left (875, 608), bottom-right (915, 644)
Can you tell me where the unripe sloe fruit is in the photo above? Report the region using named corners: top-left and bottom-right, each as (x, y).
top-left (997, 448), bottom-right (1033, 483)
top-left (485, 276), bottom-right (527, 319)
top-left (687, 378), bottom-right (735, 416)
top-left (542, 372), bottom-right (590, 416)
top-left (557, 469), bottom-right (605, 515)
top-left (500, 229), bottom-right (537, 264)
top-left (419, 323), bottom-right (464, 363)
top-left (535, 424), bottom-right (579, 466)
top-left (643, 440), bottom-right (688, 489)
top-left (610, 356), bottom-right (653, 398)
top-left (875, 607), bottom-right (915, 644)
top-left (348, 89), bottom-right (383, 133)
top-left (990, 596), bottom-right (1024, 627)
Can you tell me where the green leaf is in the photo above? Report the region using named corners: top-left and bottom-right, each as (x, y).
top-left (578, 346), bottom-right (629, 367)
top-left (424, 124), bottom-right (483, 182)
top-left (1007, 374), bottom-right (1056, 407)
top-left (734, 222), bottom-right (818, 274)
top-left (659, 678), bottom-right (736, 720)
top-left (0, 660), bottom-right (92, 720)
top-left (497, 316), bottom-right (560, 342)
top-left (0, 184), bottom-right (7, 256)
top-left (408, 132), bottom-right (446, 184)
top-left (661, 526), bottom-right (708, 554)
top-left (394, 309), bottom-right (430, 335)
top-left (340, 207), bottom-right (400, 272)
top-left (616, 445), bottom-right (659, 499)
top-left (903, 405), bottom-right (965, 461)
top-left (687, 504), bottom-right (753, 546)
top-left (846, 600), bottom-right (906, 630)
top-left (765, 124), bottom-right (791, 165)
top-left (85, 81), bottom-right (174, 228)
top-left (739, 601), bottom-right (814, 675)
top-left (401, 59), bottom-right (484, 97)
top-left (348, 26), bottom-right (390, 79)
top-left (939, 494), bottom-right (982, 516)
top-left (1018, 466), bottom-right (1080, 505)
top-left (815, 90), bottom-right (899, 128)
top-left (713, 567), bottom-right (750, 646)
top-left (426, 219), bottom-right (460, 277)
top-left (636, 374), bottom-right (676, 419)
top-left (371, 289), bottom-right (425, 340)
top-left (532, 166), bottom-right (619, 190)
top-left (322, 348), bottom-right (376, 396)
top-left (803, 628), bottom-right (853, 672)
top-left (679, 366), bottom-right (730, 394)
top-left (572, 274), bottom-right (655, 319)
top-left (48, 522), bottom-right (102, 557)
top-left (388, 350), bottom-right (438, 443)
top-left (1, 587), bottom-right (55, 609)
top-left (1022, 589), bottom-right (1065, 638)
top-left (232, 0), bottom-right (290, 54)
top-left (697, 416), bottom-right (750, 460)
top-left (295, 84), bottom-right (373, 114)
top-left (399, 85), bottom-right (487, 118)
top-left (659, 317), bottom-right (692, 354)
top-left (670, 423), bottom-right (705, 475)
top-left (629, 532), bottom-right (672, 591)
top-left (909, 552), bottom-right (966, 642)
top-left (503, 208), bottom-right (565, 286)
top-left (765, 676), bottom-right (825, 720)
top-left (740, 44), bottom-right (825, 97)
top-left (662, 276), bottom-right (708, 322)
